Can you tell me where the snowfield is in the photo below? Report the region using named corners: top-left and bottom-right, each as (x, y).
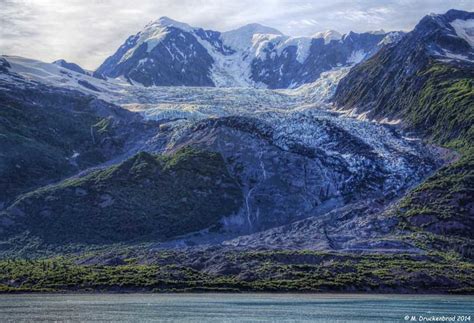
top-left (450, 18), bottom-right (474, 48)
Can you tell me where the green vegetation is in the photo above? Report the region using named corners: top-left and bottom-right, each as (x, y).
top-left (1, 147), bottom-right (243, 244)
top-left (398, 152), bottom-right (473, 233)
top-left (340, 59), bottom-right (474, 148)
top-left (394, 63), bottom-right (473, 237)
top-left (394, 63), bottom-right (473, 241)
top-left (411, 63), bottom-right (474, 148)
top-left (0, 85), bottom-right (122, 203)
top-left (0, 251), bottom-right (472, 293)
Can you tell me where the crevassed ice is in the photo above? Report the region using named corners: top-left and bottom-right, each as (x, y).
top-left (2, 55), bottom-right (434, 193)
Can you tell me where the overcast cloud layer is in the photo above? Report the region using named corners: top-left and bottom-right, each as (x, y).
top-left (1, 0), bottom-right (473, 69)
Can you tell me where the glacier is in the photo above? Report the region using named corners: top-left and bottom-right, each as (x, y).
top-left (0, 55), bottom-right (446, 240)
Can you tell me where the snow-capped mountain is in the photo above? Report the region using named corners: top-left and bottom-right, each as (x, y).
top-left (96, 17), bottom-right (400, 88)
top-left (334, 9), bottom-right (474, 122)
top-left (427, 10), bottom-right (474, 62)
top-left (53, 59), bottom-right (87, 74)
top-left (312, 30), bottom-right (342, 44)
top-left (220, 23), bottom-right (283, 51)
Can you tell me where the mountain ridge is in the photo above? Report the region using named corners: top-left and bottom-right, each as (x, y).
top-left (95, 17), bottom-right (400, 88)
top-left (332, 8), bottom-right (474, 248)
top-left (0, 9), bottom-right (472, 294)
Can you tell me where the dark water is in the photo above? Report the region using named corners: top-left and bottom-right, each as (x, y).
top-left (0, 293), bottom-right (472, 322)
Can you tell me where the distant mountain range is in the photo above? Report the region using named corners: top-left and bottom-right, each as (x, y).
top-left (95, 17), bottom-right (402, 88)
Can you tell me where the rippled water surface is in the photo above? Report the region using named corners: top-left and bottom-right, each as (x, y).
top-left (0, 293), bottom-right (472, 322)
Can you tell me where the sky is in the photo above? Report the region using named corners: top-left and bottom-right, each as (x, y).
top-left (1, 0), bottom-right (473, 70)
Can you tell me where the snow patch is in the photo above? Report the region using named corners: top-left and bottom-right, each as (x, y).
top-left (450, 19), bottom-right (474, 47)
top-left (120, 17), bottom-right (195, 63)
top-left (251, 34), bottom-right (313, 63)
top-left (378, 31), bottom-right (404, 46)
top-left (221, 23), bottom-right (282, 51)
top-left (193, 32), bottom-right (255, 87)
top-left (287, 67), bottom-right (350, 102)
top-left (312, 30), bottom-right (342, 44)
top-left (380, 117), bottom-right (401, 125)
top-left (251, 34), bottom-right (283, 60)
top-left (347, 50), bottom-right (367, 64)
top-left (277, 37), bottom-right (312, 63)
top-left (442, 50), bottom-right (474, 62)
top-left (154, 16), bottom-right (194, 32)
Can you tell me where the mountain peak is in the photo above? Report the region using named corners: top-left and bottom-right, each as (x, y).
top-left (412, 9), bottom-right (474, 53)
top-left (117, 16), bottom-right (195, 62)
top-left (312, 30), bottom-right (342, 44)
top-left (420, 9), bottom-right (473, 28)
top-left (96, 16), bottom-right (388, 87)
top-left (221, 23), bottom-right (283, 51)
top-left (52, 59), bottom-right (86, 74)
top-left (444, 9), bottom-right (474, 20)
top-left (145, 16), bottom-right (193, 32)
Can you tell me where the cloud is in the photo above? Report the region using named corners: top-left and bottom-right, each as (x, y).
top-left (0, 0), bottom-right (473, 69)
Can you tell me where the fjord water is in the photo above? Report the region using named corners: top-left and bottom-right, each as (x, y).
top-left (0, 294), bottom-right (472, 322)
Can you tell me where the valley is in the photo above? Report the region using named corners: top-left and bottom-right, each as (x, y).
top-left (0, 9), bottom-right (472, 294)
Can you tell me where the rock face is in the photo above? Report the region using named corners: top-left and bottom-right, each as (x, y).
top-left (224, 200), bottom-right (407, 252)
top-left (53, 59), bottom-right (87, 75)
top-left (0, 57), bottom-right (11, 73)
top-left (96, 17), bottom-right (397, 88)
